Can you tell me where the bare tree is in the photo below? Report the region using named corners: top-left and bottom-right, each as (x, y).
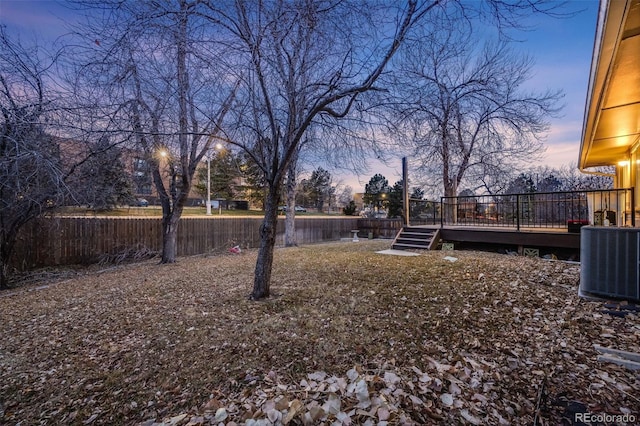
top-left (283, 135), bottom-right (331, 248)
top-left (202, 0), bottom-right (570, 300)
top-left (475, 163), bottom-right (613, 196)
top-left (336, 184), bottom-right (353, 208)
top-left (284, 133), bottom-right (354, 246)
top-left (0, 28), bottom-right (71, 288)
top-left (61, 0), bottom-right (570, 299)
top-left (67, 137), bottom-right (134, 210)
top-left (390, 27), bottom-right (563, 204)
top-left (556, 163), bottom-right (614, 191)
top-left (204, 0), bottom-right (438, 299)
top-left (70, 0), bottom-right (237, 263)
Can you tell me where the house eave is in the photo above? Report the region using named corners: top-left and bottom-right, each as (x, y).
top-left (579, 0), bottom-right (640, 170)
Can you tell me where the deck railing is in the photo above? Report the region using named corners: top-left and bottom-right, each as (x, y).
top-left (407, 198), bottom-right (441, 225)
top-left (409, 188), bottom-right (635, 230)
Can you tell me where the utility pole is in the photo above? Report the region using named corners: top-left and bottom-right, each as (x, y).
top-left (402, 157), bottom-right (409, 226)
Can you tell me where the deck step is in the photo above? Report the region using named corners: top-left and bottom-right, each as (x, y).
top-left (402, 228), bottom-right (434, 234)
top-left (395, 239), bottom-right (430, 245)
top-left (392, 242), bottom-right (432, 249)
top-left (401, 231), bottom-right (434, 237)
top-left (391, 227), bottom-right (440, 251)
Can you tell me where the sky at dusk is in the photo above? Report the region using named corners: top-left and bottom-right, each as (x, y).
top-left (0, 0), bottom-right (600, 192)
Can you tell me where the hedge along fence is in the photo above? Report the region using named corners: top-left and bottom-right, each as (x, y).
top-left (11, 216), bottom-right (361, 270)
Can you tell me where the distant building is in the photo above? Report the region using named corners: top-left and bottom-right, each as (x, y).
top-left (353, 193), bottom-right (365, 211)
top-left (57, 138), bottom-right (205, 206)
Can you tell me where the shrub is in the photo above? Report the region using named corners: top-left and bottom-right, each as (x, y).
top-left (343, 200), bottom-right (357, 216)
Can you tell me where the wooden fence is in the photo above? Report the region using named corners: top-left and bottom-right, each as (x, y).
top-left (356, 218), bottom-right (404, 238)
top-left (12, 216), bottom-right (362, 270)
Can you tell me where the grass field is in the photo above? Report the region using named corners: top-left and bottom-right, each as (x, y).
top-left (0, 241), bottom-right (638, 425)
top-left (58, 206), bottom-right (337, 217)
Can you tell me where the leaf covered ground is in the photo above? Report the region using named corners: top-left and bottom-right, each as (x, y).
top-left (1, 241), bottom-right (638, 425)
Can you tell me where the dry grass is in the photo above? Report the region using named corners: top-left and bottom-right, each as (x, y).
top-left (0, 241), bottom-right (638, 425)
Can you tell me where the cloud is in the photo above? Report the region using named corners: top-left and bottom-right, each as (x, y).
top-left (540, 142), bottom-right (581, 168)
top-left (535, 117), bottom-right (583, 167)
top-left (1, 1), bottom-right (75, 40)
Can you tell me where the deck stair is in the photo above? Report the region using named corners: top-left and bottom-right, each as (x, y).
top-left (392, 227), bottom-right (440, 251)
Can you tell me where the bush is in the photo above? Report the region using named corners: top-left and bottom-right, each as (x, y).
top-left (342, 200), bottom-right (357, 216)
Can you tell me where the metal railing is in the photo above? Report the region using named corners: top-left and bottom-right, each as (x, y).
top-left (408, 198), bottom-right (441, 225)
top-left (408, 188), bottom-right (635, 230)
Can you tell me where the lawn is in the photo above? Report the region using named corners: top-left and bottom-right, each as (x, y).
top-left (0, 241), bottom-right (638, 425)
top-left (58, 206), bottom-right (333, 217)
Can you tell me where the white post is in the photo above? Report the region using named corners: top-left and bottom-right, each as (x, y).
top-left (206, 156), bottom-right (212, 216)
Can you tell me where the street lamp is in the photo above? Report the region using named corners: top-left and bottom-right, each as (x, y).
top-left (205, 143), bottom-right (224, 216)
top-left (206, 154), bottom-right (212, 215)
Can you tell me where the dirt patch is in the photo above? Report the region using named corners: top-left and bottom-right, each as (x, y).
top-left (0, 241), bottom-right (638, 425)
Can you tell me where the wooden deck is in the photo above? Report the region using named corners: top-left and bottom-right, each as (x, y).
top-left (415, 224), bottom-right (581, 250)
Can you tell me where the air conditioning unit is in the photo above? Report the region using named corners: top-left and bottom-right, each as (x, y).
top-left (580, 226), bottom-right (640, 302)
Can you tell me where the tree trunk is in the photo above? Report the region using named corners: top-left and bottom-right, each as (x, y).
top-left (284, 164), bottom-right (297, 247)
top-left (161, 212), bottom-right (181, 263)
top-left (443, 178), bottom-right (458, 224)
top-left (0, 256), bottom-right (8, 290)
top-left (251, 188), bottom-right (280, 300)
top-left (160, 2), bottom-right (188, 265)
top-left (0, 232), bottom-right (17, 289)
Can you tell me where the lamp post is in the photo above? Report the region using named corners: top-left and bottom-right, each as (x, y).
top-left (205, 143), bottom-right (223, 216)
top-left (206, 154), bottom-right (212, 216)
